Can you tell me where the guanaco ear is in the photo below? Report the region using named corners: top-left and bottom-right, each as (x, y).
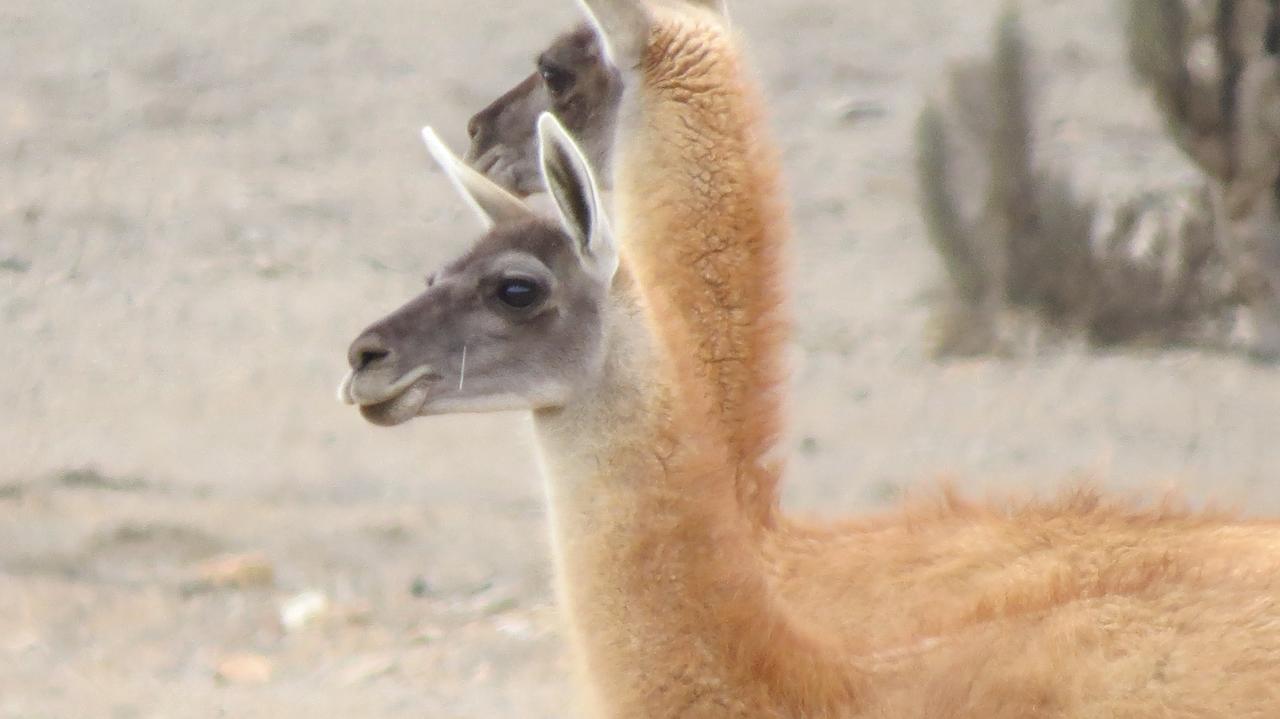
top-left (421, 127), bottom-right (531, 229)
top-left (576, 0), bottom-right (650, 69)
top-left (536, 112), bottom-right (618, 279)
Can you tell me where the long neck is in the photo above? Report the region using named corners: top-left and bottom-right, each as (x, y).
top-left (532, 271), bottom-right (860, 718)
top-left (609, 7), bottom-right (790, 529)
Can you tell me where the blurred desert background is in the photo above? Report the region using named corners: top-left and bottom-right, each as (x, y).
top-left (2, 0), bottom-right (1278, 716)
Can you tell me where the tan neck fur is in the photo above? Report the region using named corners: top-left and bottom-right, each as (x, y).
top-left (532, 267), bottom-right (859, 718)
top-left (609, 5), bottom-right (790, 529)
top-left (523, 4), bottom-right (1280, 718)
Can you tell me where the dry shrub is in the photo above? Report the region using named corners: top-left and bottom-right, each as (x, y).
top-left (918, 3), bottom-right (1278, 358)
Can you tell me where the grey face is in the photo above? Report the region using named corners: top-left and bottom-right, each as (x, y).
top-left (465, 25), bottom-right (622, 196)
top-left (341, 115), bottom-right (619, 427)
top-left (342, 220), bottom-right (608, 425)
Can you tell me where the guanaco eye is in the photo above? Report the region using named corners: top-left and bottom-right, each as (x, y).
top-left (496, 278), bottom-right (543, 309)
top-left (539, 66), bottom-right (574, 96)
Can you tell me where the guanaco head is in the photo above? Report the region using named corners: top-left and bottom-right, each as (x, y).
top-left (464, 0), bottom-right (728, 196)
top-left (340, 113), bottom-right (619, 426)
top-left (465, 24), bottom-right (622, 197)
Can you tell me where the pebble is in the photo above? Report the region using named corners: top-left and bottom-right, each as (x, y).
top-left (190, 552), bottom-right (275, 591)
top-left (215, 653), bottom-right (274, 685)
top-left (279, 590), bottom-right (330, 631)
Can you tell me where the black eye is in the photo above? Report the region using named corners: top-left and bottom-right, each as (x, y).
top-left (496, 278), bottom-right (543, 309)
top-left (539, 65), bottom-right (574, 96)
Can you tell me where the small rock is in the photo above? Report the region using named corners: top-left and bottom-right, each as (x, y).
top-left (215, 653), bottom-right (273, 685)
top-left (279, 590), bottom-right (329, 631)
top-left (410, 625), bottom-right (444, 645)
top-left (0, 257), bottom-right (31, 274)
top-left (493, 616), bottom-right (536, 639)
top-left (480, 595), bottom-right (520, 616)
top-left (193, 553), bottom-right (275, 590)
top-left (334, 600), bottom-right (374, 626)
top-left (828, 97), bottom-right (887, 125)
top-left (868, 480), bottom-right (902, 504)
top-left (409, 576), bottom-right (432, 598)
top-left (253, 254), bottom-right (292, 279)
top-left (56, 466), bottom-right (147, 492)
top-left (339, 654), bottom-right (397, 686)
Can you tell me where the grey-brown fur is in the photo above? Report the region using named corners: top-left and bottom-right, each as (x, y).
top-left (342, 119), bottom-right (617, 425)
top-left (466, 25), bottom-right (621, 196)
top-left (463, 0), bottom-right (727, 196)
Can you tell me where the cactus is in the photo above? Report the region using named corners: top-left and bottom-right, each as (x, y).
top-left (917, 4), bottom-right (1267, 357)
top-left (1127, 0), bottom-right (1280, 355)
top-left (915, 104), bottom-right (987, 306)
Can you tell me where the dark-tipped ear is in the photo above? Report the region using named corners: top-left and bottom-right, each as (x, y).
top-left (576, 0), bottom-right (650, 69)
top-left (536, 112), bottom-right (618, 278)
top-left (421, 127), bottom-right (531, 229)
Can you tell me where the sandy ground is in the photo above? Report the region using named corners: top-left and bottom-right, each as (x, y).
top-left (3, 0), bottom-right (1279, 716)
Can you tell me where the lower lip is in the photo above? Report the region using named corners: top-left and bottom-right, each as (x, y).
top-left (358, 378), bottom-right (432, 426)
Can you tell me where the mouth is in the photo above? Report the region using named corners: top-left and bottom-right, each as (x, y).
top-left (468, 146), bottom-right (504, 175)
top-left (469, 149), bottom-right (537, 197)
top-left (337, 366), bottom-right (440, 427)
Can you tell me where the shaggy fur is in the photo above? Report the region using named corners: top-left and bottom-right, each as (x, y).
top-left (537, 1), bottom-right (1280, 717)
top-left (607, 1), bottom-right (790, 529)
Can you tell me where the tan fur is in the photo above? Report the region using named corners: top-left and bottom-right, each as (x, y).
top-left (609, 3), bottom-right (790, 529)
top-left (538, 293), bottom-right (1280, 717)
top-left (534, 266), bottom-right (862, 718)
top-left (461, 1), bottom-right (785, 526)
top-left (532, 2), bottom-right (1280, 717)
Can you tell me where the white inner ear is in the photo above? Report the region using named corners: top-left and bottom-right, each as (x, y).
top-left (421, 127), bottom-right (530, 229)
top-left (536, 113), bottom-right (619, 281)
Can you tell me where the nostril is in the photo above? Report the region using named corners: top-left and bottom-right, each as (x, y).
top-left (348, 333), bottom-right (393, 371)
top-left (358, 348), bottom-right (390, 371)
top-left (467, 114), bottom-right (482, 140)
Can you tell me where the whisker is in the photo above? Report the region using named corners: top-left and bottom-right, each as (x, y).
top-left (458, 344), bottom-right (468, 392)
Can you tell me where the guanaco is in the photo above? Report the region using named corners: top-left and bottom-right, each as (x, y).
top-left (341, 1), bottom-right (1280, 716)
